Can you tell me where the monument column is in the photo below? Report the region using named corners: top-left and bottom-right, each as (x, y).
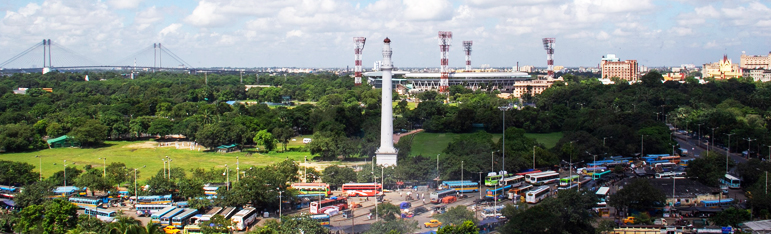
top-left (376, 37), bottom-right (398, 166)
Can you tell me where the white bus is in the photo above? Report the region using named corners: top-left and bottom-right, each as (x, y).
top-left (136, 204), bottom-right (171, 217)
top-left (231, 207), bottom-right (258, 231)
top-left (524, 171), bottom-right (556, 181)
top-left (198, 207), bottom-right (223, 224)
top-left (84, 208), bottom-right (117, 222)
top-left (655, 172), bottom-right (686, 179)
top-left (595, 187), bottom-right (610, 207)
top-left (499, 175), bottom-right (525, 187)
top-left (528, 172), bottom-right (560, 185)
top-left (721, 174), bottom-right (741, 189)
top-left (151, 207), bottom-right (178, 224)
top-left (525, 186), bottom-right (551, 204)
top-left (171, 209), bottom-right (198, 228)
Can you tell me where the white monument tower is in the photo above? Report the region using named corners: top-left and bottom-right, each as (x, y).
top-left (376, 38), bottom-right (398, 166)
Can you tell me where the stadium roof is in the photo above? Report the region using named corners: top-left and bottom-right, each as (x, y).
top-left (364, 71), bottom-right (530, 79)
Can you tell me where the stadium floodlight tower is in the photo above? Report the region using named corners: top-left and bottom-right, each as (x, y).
top-left (353, 37), bottom-right (366, 86)
top-left (438, 31), bottom-right (452, 92)
top-left (463, 41), bottom-right (472, 71)
top-left (542, 38), bottom-right (555, 77)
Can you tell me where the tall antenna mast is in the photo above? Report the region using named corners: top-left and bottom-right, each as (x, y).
top-left (542, 38), bottom-right (555, 78)
top-left (353, 37), bottom-right (367, 86)
top-left (438, 31), bottom-right (452, 92)
top-left (463, 41), bottom-right (472, 71)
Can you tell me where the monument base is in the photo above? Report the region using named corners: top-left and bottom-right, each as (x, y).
top-left (375, 152), bottom-right (398, 167)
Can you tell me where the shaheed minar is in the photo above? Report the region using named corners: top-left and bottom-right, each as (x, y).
top-left (376, 37), bottom-right (398, 167)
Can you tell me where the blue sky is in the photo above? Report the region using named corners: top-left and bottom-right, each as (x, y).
top-left (0, 0), bottom-right (770, 68)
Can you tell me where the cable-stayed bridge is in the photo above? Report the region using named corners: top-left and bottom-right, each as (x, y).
top-left (0, 39), bottom-right (249, 74)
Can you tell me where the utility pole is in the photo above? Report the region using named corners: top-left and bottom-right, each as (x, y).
top-left (36, 156), bottom-right (41, 181)
top-left (641, 135), bottom-right (646, 158)
top-left (727, 133), bottom-right (734, 174)
top-left (63, 160), bottom-right (67, 187)
top-left (236, 156), bottom-right (240, 183)
top-left (436, 154), bottom-right (440, 181)
top-left (499, 105), bottom-right (512, 173)
top-left (710, 128), bottom-right (716, 151)
top-left (533, 146), bottom-right (536, 170)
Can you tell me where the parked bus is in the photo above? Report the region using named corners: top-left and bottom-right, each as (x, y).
top-left (557, 183), bottom-right (579, 190)
top-left (720, 174), bottom-right (741, 189)
top-left (341, 183), bottom-right (381, 197)
top-left (160, 208), bottom-right (185, 226)
top-left (230, 207), bottom-right (258, 231)
top-left (525, 186), bottom-right (551, 204)
top-left (310, 197), bottom-right (348, 214)
top-left (484, 173), bottom-right (505, 186)
top-left (310, 214), bottom-right (331, 227)
top-left (699, 198), bottom-right (735, 208)
top-left (430, 189), bottom-right (456, 203)
top-left (515, 170), bottom-right (542, 176)
top-left (595, 187), bottom-right (610, 207)
top-left (559, 175), bottom-right (580, 187)
top-left (528, 171), bottom-right (560, 185)
top-left (581, 167), bottom-right (607, 175)
top-left (291, 183), bottom-right (332, 198)
top-left (172, 209), bottom-right (199, 228)
top-left (84, 208), bottom-right (117, 222)
top-left (199, 207), bottom-right (223, 224)
top-left (524, 171), bottom-right (557, 181)
top-left (0, 185), bottom-right (19, 198)
top-left (509, 184), bottom-right (533, 196)
top-left (151, 207), bottom-right (178, 224)
top-left (655, 172), bottom-right (686, 179)
top-left (499, 175), bottom-right (525, 187)
top-left (444, 181), bottom-right (479, 193)
top-left (592, 170), bottom-right (612, 180)
top-left (136, 204), bottom-right (172, 217)
top-left (659, 156), bottom-right (681, 164)
top-left (642, 156), bottom-right (660, 162)
top-left (183, 225), bottom-right (203, 234)
top-left (219, 207), bottom-right (239, 220)
top-left (69, 197), bottom-right (105, 209)
top-left (137, 194), bottom-right (173, 205)
top-left (486, 184), bottom-right (513, 199)
top-left (679, 159), bottom-right (693, 167)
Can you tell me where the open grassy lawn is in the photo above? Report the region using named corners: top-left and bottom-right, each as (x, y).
top-left (392, 101), bottom-right (418, 110)
top-left (408, 131), bottom-right (564, 157)
top-left (0, 141), bottom-right (309, 179)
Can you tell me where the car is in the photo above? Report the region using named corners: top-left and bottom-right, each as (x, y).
top-left (413, 206), bottom-right (429, 216)
top-left (424, 219), bottom-right (442, 228)
top-left (163, 226), bottom-right (181, 234)
top-left (622, 217), bottom-right (635, 224)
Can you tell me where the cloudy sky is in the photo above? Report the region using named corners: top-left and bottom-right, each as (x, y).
top-left (0, 0), bottom-right (770, 68)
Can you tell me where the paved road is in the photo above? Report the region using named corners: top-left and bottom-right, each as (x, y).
top-left (673, 132), bottom-right (748, 173)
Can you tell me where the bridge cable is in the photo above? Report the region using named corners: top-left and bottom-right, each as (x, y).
top-left (0, 42), bottom-right (44, 68)
top-left (110, 45), bottom-right (154, 66)
top-left (50, 42), bottom-right (102, 66)
top-left (160, 47), bottom-right (193, 68)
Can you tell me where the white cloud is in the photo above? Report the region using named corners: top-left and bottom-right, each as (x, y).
top-left (159, 23), bottom-right (182, 37)
top-left (403, 0), bottom-right (454, 21)
top-left (107, 0), bottom-right (143, 9)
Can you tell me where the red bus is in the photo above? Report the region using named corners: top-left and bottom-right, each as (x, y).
top-left (341, 183), bottom-right (382, 197)
top-left (310, 197), bottom-right (348, 214)
top-left (515, 170), bottom-right (542, 176)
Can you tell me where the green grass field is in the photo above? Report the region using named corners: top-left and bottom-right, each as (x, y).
top-left (408, 131), bottom-right (563, 157)
top-left (0, 141), bottom-right (311, 179)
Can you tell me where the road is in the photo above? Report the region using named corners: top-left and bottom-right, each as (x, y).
top-left (673, 131), bottom-right (748, 173)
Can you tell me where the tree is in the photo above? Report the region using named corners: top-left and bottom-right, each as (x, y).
top-left (75, 214), bottom-right (110, 234)
top-left (321, 166), bottom-right (357, 188)
top-left (105, 162), bottom-right (129, 188)
top-left (14, 180), bottom-right (54, 208)
top-left (608, 178), bottom-right (666, 216)
top-left (47, 166), bottom-right (83, 187)
top-left (177, 177), bottom-right (204, 199)
top-left (0, 123), bottom-right (43, 152)
top-left (15, 199), bottom-right (78, 234)
top-left (68, 119), bottom-right (109, 147)
top-left (301, 167), bottom-right (321, 182)
top-left (364, 219), bottom-right (419, 234)
top-left (248, 216), bottom-right (328, 234)
top-left (0, 160), bottom-right (39, 186)
top-left (370, 202), bottom-right (401, 221)
top-left (201, 214), bottom-right (231, 234)
top-left (437, 220), bottom-right (479, 234)
top-left (145, 174), bottom-right (177, 195)
top-left (272, 127), bottom-right (294, 152)
top-left (435, 206), bottom-right (477, 226)
top-left (502, 189), bottom-right (597, 234)
top-left (687, 151), bottom-right (732, 186)
top-left (253, 129), bottom-right (277, 152)
top-left (75, 168), bottom-right (111, 196)
top-left (147, 118), bottom-right (174, 137)
top-left (711, 207), bottom-right (751, 227)
top-left (188, 198), bottom-right (212, 211)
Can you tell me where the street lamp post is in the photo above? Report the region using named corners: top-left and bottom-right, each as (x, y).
top-left (36, 155), bottom-right (41, 181)
top-left (478, 172), bottom-right (483, 199)
top-left (277, 188), bottom-right (283, 217)
top-left (162, 159), bottom-right (167, 179)
top-left (236, 156), bottom-right (240, 183)
top-left (746, 138), bottom-right (757, 159)
top-left (225, 164), bottom-right (229, 191)
top-left (304, 156), bottom-right (308, 183)
top-left (499, 105), bottom-right (512, 173)
top-left (436, 154), bottom-right (440, 180)
top-left (710, 128), bottom-right (716, 151)
top-left (641, 135), bottom-right (646, 158)
top-left (133, 165), bottom-right (145, 198)
top-left (63, 160), bottom-right (67, 187)
top-left (461, 161), bottom-right (464, 193)
top-left (166, 156), bottom-right (172, 180)
top-left (533, 146), bottom-right (536, 170)
top-left (99, 157), bottom-right (106, 178)
top-left (697, 123), bottom-right (703, 143)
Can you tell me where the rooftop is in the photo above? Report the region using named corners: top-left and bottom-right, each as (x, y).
top-left (648, 178), bottom-right (717, 198)
top-left (741, 220), bottom-right (771, 231)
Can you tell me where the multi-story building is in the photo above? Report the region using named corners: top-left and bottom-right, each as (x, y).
top-left (511, 77), bottom-right (563, 98)
top-left (703, 55), bottom-right (742, 79)
top-left (518, 65), bottom-right (534, 73)
top-left (600, 54), bottom-right (638, 81)
top-left (742, 69), bottom-right (771, 82)
top-left (740, 52), bottom-right (771, 69)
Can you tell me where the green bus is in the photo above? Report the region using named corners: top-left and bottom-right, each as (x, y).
top-left (558, 175), bottom-right (579, 187)
top-left (485, 173), bottom-right (512, 186)
top-left (592, 170), bottom-right (612, 180)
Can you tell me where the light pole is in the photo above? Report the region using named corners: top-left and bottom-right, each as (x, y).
top-left (134, 165), bottom-right (145, 198)
top-left (533, 146), bottom-right (536, 170)
top-left (277, 188), bottom-right (283, 217)
top-left (225, 164), bottom-right (229, 190)
top-left (461, 161), bottom-right (464, 193)
top-left (304, 156), bottom-right (308, 183)
top-left (499, 104), bottom-right (512, 173)
top-left (162, 159), bottom-right (167, 179)
top-left (491, 151), bottom-right (494, 173)
top-left (436, 154), bottom-right (440, 180)
top-left (63, 160), bottom-right (67, 187)
top-left (746, 138), bottom-right (757, 159)
top-left (99, 157), bottom-right (106, 178)
top-left (236, 156), bottom-right (240, 183)
top-left (710, 128), bottom-right (716, 152)
top-left (166, 156), bottom-right (171, 180)
top-left (36, 155), bottom-right (41, 181)
top-left (697, 123), bottom-right (703, 143)
top-left (478, 172), bottom-right (483, 199)
top-left (641, 135), bottom-right (646, 158)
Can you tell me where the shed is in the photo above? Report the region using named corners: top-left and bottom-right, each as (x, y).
top-left (740, 219), bottom-right (771, 233)
top-left (46, 135), bottom-right (80, 148)
top-left (216, 144), bottom-right (239, 153)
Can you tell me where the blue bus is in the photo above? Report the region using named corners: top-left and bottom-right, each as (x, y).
top-left (137, 194), bottom-right (172, 205)
top-left (136, 204), bottom-right (172, 217)
top-left (642, 156), bottom-right (660, 162)
top-left (720, 174), bottom-right (741, 189)
top-left (69, 197), bottom-right (108, 209)
top-left (310, 214), bottom-right (331, 227)
top-left (592, 170), bottom-right (612, 180)
top-left (160, 208), bottom-right (185, 226)
top-left (0, 185), bottom-right (18, 193)
top-left (699, 198), bottom-right (735, 207)
top-left (84, 208), bottom-right (117, 222)
top-left (444, 182), bottom-right (479, 193)
top-left (151, 207), bottom-right (178, 224)
top-left (171, 208), bottom-right (198, 228)
top-left (441, 180), bottom-right (473, 186)
top-left (486, 184), bottom-right (513, 199)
